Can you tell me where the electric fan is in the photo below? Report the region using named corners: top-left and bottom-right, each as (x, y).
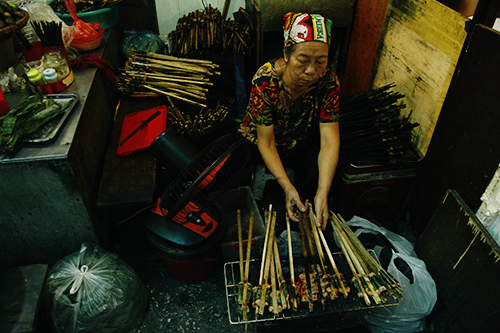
top-left (144, 128), bottom-right (251, 269)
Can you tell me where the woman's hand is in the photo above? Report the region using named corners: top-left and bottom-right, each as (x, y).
top-left (313, 192), bottom-right (329, 229)
top-left (285, 185), bottom-right (306, 222)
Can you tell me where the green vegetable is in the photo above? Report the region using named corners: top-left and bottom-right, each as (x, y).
top-left (0, 93), bottom-right (64, 152)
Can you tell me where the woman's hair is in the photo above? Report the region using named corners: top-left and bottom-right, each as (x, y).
top-left (283, 44), bottom-right (296, 60)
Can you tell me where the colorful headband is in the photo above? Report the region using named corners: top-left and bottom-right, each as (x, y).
top-left (283, 12), bottom-right (332, 48)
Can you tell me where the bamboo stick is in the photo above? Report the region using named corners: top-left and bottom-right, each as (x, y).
top-left (241, 211), bottom-right (254, 321)
top-left (238, 209), bottom-right (244, 280)
top-left (259, 204), bottom-right (272, 285)
top-left (317, 227), bottom-right (349, 298)
top-left (330, 216), bottom-right (372, 305)
top-left (142, 85), bottom-right (207, 108)
top-left (286, 213), bottom-right (299, 311)
top-left (258, 210), bottom-right (277, 315)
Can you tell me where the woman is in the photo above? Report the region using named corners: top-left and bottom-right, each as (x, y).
top-left (239, 12), bottom-right (340, 230)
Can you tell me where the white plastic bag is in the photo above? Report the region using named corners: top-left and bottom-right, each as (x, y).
top-left (43, 243), bottom-right (148, 333)
top-left (346, 216), bottom-right (437, 333)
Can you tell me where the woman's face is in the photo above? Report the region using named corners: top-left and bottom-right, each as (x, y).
top-left (284, 41), bottom-right (329, 88)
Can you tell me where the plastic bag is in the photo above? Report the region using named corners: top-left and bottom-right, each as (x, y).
top-left (63, 0), bottom-right (103, 45)
top-left (346, 216), bottom-right (437, 333)
top-left (25, 3), bottom-right (75, 47)
top-left (43, 243), bottom-right (148, 333)
top-left (119, 30), bottom-right (166, 59)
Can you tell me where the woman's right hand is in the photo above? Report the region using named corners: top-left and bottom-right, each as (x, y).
top-left (285, 185), bottom-right (306, 222)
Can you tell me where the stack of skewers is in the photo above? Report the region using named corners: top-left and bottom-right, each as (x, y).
top-left (117, 50), bottom-right (220, 108)
top-left (233, 206), bottom-right (404, 322)
top-left (339, 83), bottom-right (420, 167)
top-left (168, 5), bottom-right (252, 57)
top-left (330, 212), bottom-right (404, 305)
top-left (166, 96), bottom-right (232, 140)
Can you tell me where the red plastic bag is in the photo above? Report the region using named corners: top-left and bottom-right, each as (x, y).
top-left (63, 0), bottom-right (103, 45)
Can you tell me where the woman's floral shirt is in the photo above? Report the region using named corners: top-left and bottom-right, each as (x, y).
top-left (238, 59), bottom-right (340, 150)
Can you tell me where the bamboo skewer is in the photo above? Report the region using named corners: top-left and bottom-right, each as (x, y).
top-left (317, 225), bottom-right (349, 298)
top-left (298, 210), bottom-right (314, 312)
top-left (269, 236), bottom-right (279, 315)
top-left (241, 211), bottom-right (254, 321)
top-left (273, 236), bottom-right (288, 311)
top-left (331, 218), bottom-right (371, 305)
top-left (142, 85), bottom-right (208, 108)
top-left (258, 210), bottom-right (277, 316)
top-left (286, 213), bottom-right (299, 311)
top-left (238, 210), bottom-right (244, 280)
top-left (259, 204), bottom-right (273, 285)
top-left (335, 214), bottom-right (403, 297)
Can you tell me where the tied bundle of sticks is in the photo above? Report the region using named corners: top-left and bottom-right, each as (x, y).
top-left (167, 96), bottom-right (231, 140)
top-left (168, 5), bottom-right (252, 57)
top-left (339, 83), bottom-right (420, 167)
top-left (294, 204), bottom-right (350, 312)
top-left (251, 205), bottom-right (290, 317)
top-left (117, 51), bottom-right (220, 108)
top-left (330, 212), bottom-right (404, 305)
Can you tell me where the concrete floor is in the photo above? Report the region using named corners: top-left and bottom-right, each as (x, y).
top-left (36, 176), bottom-right (422, 332)
top-left (107, 178), bottom-right (410, 333)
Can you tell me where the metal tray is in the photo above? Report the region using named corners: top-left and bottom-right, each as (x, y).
top-left (19, 94), bottom-right (79, 143)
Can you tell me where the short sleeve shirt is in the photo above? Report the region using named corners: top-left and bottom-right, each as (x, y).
top-left (238, 59), bottom-right (340, 151)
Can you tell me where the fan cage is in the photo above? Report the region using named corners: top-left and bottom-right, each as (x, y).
top-left (160, 134), bottom-right (250, 222)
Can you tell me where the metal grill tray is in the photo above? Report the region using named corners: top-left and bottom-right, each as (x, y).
top-left (18, 94), bottom-right (79, 143)
top-left (224, 250), bottom-right (399, 325)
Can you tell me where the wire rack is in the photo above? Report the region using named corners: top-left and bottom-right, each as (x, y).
top-left (224, 251), bottom-right (399, 325)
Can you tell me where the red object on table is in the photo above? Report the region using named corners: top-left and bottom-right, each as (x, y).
top-left (117, 106), bottom-right (167, 157)
top-left (0, 88), bottom-right (10, 116)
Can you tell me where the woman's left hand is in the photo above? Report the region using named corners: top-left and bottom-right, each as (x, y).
top-left (314, 192), bottom-right (329, 230)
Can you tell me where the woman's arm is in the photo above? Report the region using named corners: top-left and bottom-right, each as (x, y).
top-left (314, 122), bottom-right (340, 229)
top-left (256, 124), bottom-right (307, 221)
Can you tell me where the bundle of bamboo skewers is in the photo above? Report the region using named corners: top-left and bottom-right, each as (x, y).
top-left (168, 5), bottom-right (252, 57)
top-left (233, 207), bottom-right (404, 321)
top-left (330, 213), bottom-right (404, 305)
top-left (117, 50), bottom-right (220, 108)
top-left (166, 96), bottom-right (232, 140)
top-left (235, 205), bottom-right (354, 319)
top-left (339, 83), bottom-right (420, 167)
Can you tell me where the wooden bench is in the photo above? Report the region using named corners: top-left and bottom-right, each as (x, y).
top-left (97, 97), bottom-right (163, 223)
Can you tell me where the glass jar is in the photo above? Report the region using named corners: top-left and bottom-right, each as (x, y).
top-left (42, 51), bottom-right (70, 79)
top-left (43, 68), bottom-right (59, 84)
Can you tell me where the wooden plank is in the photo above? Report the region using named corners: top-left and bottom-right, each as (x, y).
top-left (0, 264), bottom-right (48, 333)
top-left (415, 190), bottom-right (500, 332)
top-left (97, 97), bottom-right (161, 214)
top-left (340, 0), bottom-right (390, 98)
top-left (412, 24), bottom-right (500, 233)
top-left (371, 0), bottom-right (467, 155)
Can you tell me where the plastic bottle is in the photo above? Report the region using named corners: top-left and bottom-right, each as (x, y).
top-left (8, 67), bottom-right (26, 91)
top-left (43, 68), bottom-right (59, 84)
top-left (27, 69), bottom-right (45, 85)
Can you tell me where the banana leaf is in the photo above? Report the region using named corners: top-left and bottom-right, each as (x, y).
top-left (0, 93), bottom-right (64, 152)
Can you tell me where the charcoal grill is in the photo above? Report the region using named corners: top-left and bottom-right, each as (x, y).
top-left (224, 250), bottom-right (399, 325)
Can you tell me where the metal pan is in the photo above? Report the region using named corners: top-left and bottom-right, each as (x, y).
top-left (19, 93), bottom-right (79, 143)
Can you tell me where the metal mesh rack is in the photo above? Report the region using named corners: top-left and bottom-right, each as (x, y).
top-left (224, 251), bottom-right (399, 325)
